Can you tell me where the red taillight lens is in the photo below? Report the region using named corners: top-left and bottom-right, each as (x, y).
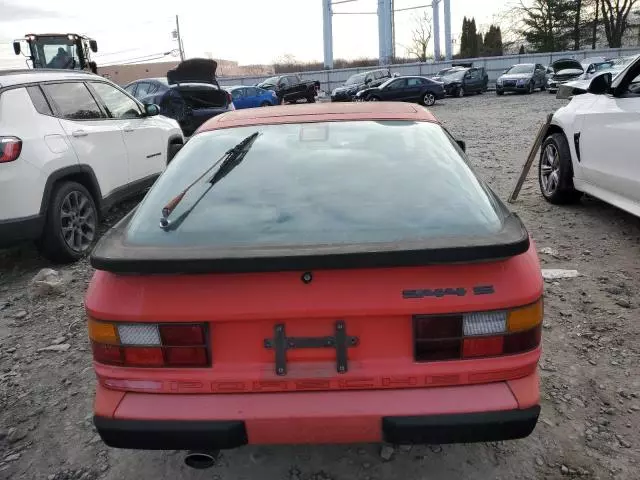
top-left (92, 343), bottom-right (123, 365)
top-left (165, 347), bottom-right (208, 367)
top-left (0, 137), bottom-right (22, 163)
top-left (414, 299), bottom-right (543, 362)
top-left (123, 347), bottom-right (164, 367)
top-left (462, 336), bottom-right (504, 358)
top-left (160, 325), bottom-right (204, 346)
top-left (88, 319), bottom-right (209, 368)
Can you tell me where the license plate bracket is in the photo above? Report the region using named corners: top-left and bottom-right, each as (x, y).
top-left (264, 320), bottom-right (359, 376)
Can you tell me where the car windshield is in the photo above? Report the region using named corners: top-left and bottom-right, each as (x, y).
top-left (125, 121), bottom-right (504, 249)
top-left (345, 73), bottom-right (366, 85)
top-left (506, 64), bottom-right (534, 74)
top-left (261, 76), bottom-right (278, 85)
top-left (443, 70), bottom-right (466, 81)
top-left (437, 68), bottom-right (451, 76)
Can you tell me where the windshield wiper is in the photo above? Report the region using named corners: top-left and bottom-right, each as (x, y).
top-left (159, 131), bottom-right (260, 230)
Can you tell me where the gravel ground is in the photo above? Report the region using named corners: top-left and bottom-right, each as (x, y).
top-left (1, 91), bottom-right (639, 480)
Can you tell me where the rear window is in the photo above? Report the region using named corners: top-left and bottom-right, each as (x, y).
top-left (126, 121), bottom-right (504, 248)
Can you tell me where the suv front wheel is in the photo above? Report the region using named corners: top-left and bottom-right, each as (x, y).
top-left (38, 181), bottom-right (98, 263)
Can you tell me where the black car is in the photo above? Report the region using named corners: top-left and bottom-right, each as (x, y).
top-left (256, 74), bottom-right (320, 104)
top-left (124, 58), bottom-right (233, 137)
top-left (441, 68), bottom-right (487, 97)
top-left (496, 63), bottom-right (547, 95)
top-left (354, 76), bottom-right (445, 106)
top-left (331, 68), bottom-right (391, 102)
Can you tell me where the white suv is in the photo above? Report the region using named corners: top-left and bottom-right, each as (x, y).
top-left (0, 69), bottom-right (183, 262)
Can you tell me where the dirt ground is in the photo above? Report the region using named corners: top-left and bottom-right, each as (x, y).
top-left (1, 91), bottom-right (639, 480)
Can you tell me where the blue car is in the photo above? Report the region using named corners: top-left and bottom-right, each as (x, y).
top-left (226, 85), bottom-right (278, 109)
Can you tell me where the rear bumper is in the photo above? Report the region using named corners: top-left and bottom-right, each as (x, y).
top-left (94, 372), bottom-right (539, 449)
top-left (95, 406), bottom-right (539, 450)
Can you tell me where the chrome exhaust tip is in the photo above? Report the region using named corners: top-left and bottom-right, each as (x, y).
top-left (184, 450), bottom-right (218, 469)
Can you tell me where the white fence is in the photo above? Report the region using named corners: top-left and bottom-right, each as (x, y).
top-left (217, 47), bottom-right (640, 92)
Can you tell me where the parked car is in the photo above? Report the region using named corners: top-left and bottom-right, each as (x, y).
top-left (538, 55), bottom-right (640, 218)
top-left (441, 68), bottom-right (486, 97)
top-left (496, 63), bottom-right (547, 95)
top-left (225, 85), bottom-right (278, 109)
top-left (546, 58), bottom-right (584, 94)
top-left (256, 74), bottom-right (320, 104)
top-left (354, 76), bottom-right (445, 106)
top-left (124, 59), bottom-right (233, 137)
top-left (432, 62), bottom-right (475, 82)
top-left (331, 68), bottom-right (391, 102)
top-left (0, 69), bottom-right (183, 262)
top-left (87, 102), bottom-right (543, 462)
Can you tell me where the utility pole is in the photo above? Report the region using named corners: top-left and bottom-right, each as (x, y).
top-left (175, 15), bottom-right (185, 61)
top-left (323, 0), bottom-right (334, 69)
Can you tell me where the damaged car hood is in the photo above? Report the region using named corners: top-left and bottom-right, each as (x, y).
top-left (550, 59), bottom-right (583, 73)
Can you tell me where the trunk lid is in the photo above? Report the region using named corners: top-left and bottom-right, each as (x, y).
top-left (167, 58), bottom-right (218, 85)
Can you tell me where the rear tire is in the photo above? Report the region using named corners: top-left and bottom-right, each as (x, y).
top-left (260, 101), bottom-right (271, 107)
top-left (37, 181), bottom-right (98, 263)
top-left (538, 133), bottom-right (582, 205)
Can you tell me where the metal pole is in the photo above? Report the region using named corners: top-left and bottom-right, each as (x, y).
top-left (175, 15), bottom-right (185, 61)
top-left (433, 0), bottom-right (441, 61)
top-left (323, 0), bottom-right (334, 69)
top-left (443, 0), bottom-right (452, 60)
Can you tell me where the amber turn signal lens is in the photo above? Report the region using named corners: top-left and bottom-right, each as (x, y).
top-left (88, 318), bottom-right (119, 345)
top-left (507, 298), bottom-right (543, 333)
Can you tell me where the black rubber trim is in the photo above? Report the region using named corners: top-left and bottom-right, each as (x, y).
top-left (0, 214), bottom-right (44, 246)
top-left (39, 165), bottom-right (103, 216)
top-left (90, 208), bottom-right (530, 274)
top-left (101, 174), bottom-right (159, 214)
top-left (93, 416), bottom-right (248, 450)
top-left (382, 406), bottom-right (540, 445)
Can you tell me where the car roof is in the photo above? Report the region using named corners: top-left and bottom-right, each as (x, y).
top-left (199, 102), bottom-right (438, 132)
top-left (0, 69), bottom-right (99, 88)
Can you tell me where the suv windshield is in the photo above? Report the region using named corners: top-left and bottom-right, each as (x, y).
top-left (345, 73), bottom-right (366, 85)
top-left (126, 121), bottom-right (504, 249)
top-left (506, 64), bottom-right (534, 74)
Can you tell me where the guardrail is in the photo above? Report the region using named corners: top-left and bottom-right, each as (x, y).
top-left (217, 47), bottom-right (640, 93)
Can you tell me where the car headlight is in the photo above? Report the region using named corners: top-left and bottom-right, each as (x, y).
top-left (496, 78), bottom-right (503, 85)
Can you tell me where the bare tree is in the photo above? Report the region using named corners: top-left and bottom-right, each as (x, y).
top-left (406, 11), bottom-right (433, 62)
top-left (599, 0), bottom-right (638, 47)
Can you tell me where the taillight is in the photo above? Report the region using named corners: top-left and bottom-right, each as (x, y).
top-left (0, 136), bottom-right (22, 163)
top-left (414, 298), bottom-right (543, 361)
top-left (226, 91), bottom-right (233, 104)
top-left (88, 318), bottom-right (209, 367)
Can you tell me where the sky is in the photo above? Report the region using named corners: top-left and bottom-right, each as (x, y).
top-left (0, 0), bottom-right (509, 69)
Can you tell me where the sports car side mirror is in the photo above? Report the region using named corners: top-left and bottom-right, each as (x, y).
top-left (456, 140), bottom-right (466, 152)
top-left (588, 73), bottom-right (612, 95)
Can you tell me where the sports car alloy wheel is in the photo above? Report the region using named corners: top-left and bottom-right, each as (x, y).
top-left (423, 93), bottom-right (435, 106)
top-left (60, 190), bottom-right (96, 253)
top-left (540, 144), bottom-right (560, 196)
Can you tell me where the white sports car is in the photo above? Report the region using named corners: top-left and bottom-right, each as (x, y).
top-left (538, 55), bottom-right (640, 217)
